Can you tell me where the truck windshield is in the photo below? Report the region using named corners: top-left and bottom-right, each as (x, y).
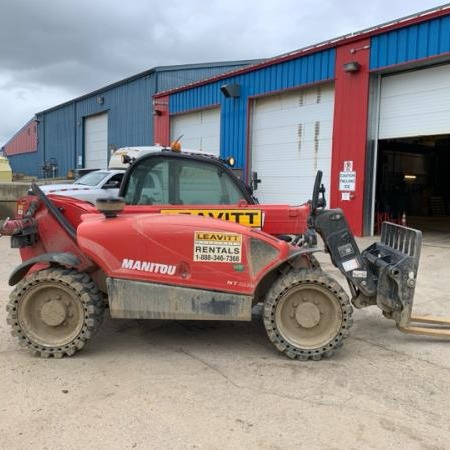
top-left (74, 171), bottom-right (110, 186)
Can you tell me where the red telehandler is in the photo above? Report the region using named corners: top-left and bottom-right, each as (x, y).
top-left (1, 150), bottom-right (446, 360)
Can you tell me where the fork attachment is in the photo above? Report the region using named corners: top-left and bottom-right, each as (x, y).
top-left (363, 222), bottom-right (450, 337)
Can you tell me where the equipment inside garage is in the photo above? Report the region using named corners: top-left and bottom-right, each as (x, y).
top-left (376, 135), bottom-right (450, 230)
top-left (375, 63), bottom-right (450, 232)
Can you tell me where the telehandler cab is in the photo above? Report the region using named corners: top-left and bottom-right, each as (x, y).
top-left (1, 167), bottom-right (445, 360)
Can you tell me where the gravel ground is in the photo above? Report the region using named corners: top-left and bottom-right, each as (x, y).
top-left (1, 233), bottom-right (450, 449)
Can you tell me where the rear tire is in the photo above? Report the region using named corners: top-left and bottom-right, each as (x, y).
top-left (6, 268), bottom-right (104, 358)
top-left (263, 270), bottom-right (352, 361)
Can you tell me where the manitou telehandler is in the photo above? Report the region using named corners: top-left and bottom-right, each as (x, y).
top-left (1, 157), bottom-right (446, 360)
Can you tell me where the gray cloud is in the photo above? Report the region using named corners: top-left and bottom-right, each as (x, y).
top-left (0, 0), bottom-right (445, 145)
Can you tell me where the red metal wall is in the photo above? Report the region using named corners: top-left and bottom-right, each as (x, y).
top-left (330, 39), bottom-right (370, 236)
top-left (4, 119), bottom-right (37, 156)
top-left (153, 96), bottom-right (170, 146)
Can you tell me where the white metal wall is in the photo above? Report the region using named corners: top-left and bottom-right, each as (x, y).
top-left (170, 108), bottom-right (220, 156)
top-left (379, 64), bottom-right (450, 139)
top-left (84, 113), bottom-right (108, 169)
top-left (250, 84), bottom-right (334, 204)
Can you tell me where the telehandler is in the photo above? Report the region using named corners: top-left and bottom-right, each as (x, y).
top-left (1, 158), bottom-right (445, 360)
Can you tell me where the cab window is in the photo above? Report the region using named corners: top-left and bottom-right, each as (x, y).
top-left (123, 158), bottom-right (168, 205)
top-left (123, 156), bottom-right (245, 205)
top-left (178, 162), bottom-right (243, 204)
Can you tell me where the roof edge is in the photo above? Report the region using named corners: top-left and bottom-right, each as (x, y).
top-left (155, 3), bottom-right (450, 98)
top-left (36, 59), bottom-right (262, 116)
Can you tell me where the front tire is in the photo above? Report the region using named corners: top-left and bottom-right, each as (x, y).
top-left (6, 268), bottom-right (104, 358)
top-left (263, 270), bottom-right (353, 361)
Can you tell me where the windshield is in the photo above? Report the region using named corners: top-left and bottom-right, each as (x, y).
top-left (123, 157), bottom-right (248, 205)
top-left (74, 171), bottom-right (110, 186)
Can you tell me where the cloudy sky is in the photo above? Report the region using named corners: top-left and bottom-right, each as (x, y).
top-left (0, 0), bottom-right (446, 145)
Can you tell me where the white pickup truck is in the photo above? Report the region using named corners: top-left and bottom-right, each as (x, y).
top-left (40, 145), bottom-right (216, 204)
top-left (39, 146), bottom-right (167, 204)
top-left (39, 169), bottom-right (125, 204)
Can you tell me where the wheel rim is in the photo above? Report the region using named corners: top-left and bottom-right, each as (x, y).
top-left (17, 282), bottom-right (85, 348)
top-left (275, 283), bottom-right (343, 350)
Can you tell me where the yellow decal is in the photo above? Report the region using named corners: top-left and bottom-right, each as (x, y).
top-left (161, 209), bottom-right (262, 228)
top-left (194, 231), bottom-right (242, 263)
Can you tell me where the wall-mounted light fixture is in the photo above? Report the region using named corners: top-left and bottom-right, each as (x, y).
top-left (343, 61), bottom-right (361, 73)
top-left (97, 96), bottom-right (104, 105)
top-left (220, 83), bottom-right (240, 98)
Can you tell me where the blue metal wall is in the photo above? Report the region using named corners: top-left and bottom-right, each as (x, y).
top-left (37, 105), bottom-right (76, 177)
top-left (370, 15), bottom-right (450, 69)
top-left (37, 76), bottom-right (156, 177)
top-left (32, 63), bottom-right (252, 178)
top-left (8, 152), bottom-right (40, 177)
top-left (74, 75), bottom-right (156, 171)
top-left (170, 49), bottom-right (336, 168)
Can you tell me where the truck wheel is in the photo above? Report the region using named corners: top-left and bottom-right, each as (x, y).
top-left (6, 268), bottom-right (104, 358)
top-left (263, 270), bottom-right (352, 361)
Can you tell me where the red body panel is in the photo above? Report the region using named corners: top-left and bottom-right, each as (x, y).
top-left (77, 214), bottom-right (291, 295)
top-left (12, 195), bottom-right (308, 280)
top-left (46, 195), bottom-right (310, 237)
top-left (18, 198), bottom-right (95, 272)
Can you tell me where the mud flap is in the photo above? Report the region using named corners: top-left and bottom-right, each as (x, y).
top-left (363, 222), bottom-right (450, 337)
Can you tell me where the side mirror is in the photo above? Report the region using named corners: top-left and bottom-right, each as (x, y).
top-left (251, 171), bottom-right (261, 191)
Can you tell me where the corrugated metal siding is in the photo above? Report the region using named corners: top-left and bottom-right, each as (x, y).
top-left (25, 64), bottom-right (246, 177)
top-left (4, 119), bottom-right (37, 156)
top-left (76, 75), bottom-right (156, 169)
top-left (169, 49), bottom-right (335, 167)
top-left (370, 15), bottom-right (450, 69)
top-left (8, 151), bottom-right (40, 177)
top-left (35, 77), bottom-right (157, 177)
top-left (39, 105), bottom-right (76, 178)
top-left (157, 64), bottom-right (257, 92)
top-left (153, 95), bottom-right (170, 146)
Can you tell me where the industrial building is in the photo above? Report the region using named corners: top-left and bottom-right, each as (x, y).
top-left (153, 5), bottom-right (450, 236)
top-left (2, 60), bottom-right (259, 178)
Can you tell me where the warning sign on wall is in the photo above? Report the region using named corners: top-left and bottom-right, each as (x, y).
top-left (339, 171), bottom-right (356, 191)
top-left (343, 161), bottom-right (353, 172)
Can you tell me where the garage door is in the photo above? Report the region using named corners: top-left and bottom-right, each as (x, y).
top-left (379, 64), bottom-right (450, 139)
top-left (170, 108), bottom-right (220, 156)
top-left (250, 84), bottom-right (334, 204)
top-left (84, 113), bottom-right (108, 169)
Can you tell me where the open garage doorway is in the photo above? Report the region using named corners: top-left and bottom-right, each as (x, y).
top-left (375, 135), bottom-right (450, 235)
